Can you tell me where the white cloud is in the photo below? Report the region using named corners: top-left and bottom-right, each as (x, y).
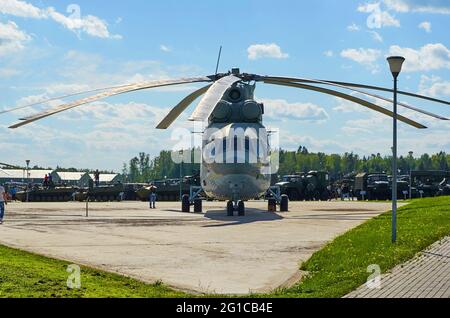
top-left (357, 2), bottom-right (400, 28)
top-left (384, 0), bottom-right (450, 14)
top-left (247, 43), bottom-right (289, 60)
top-left (0, 20), bottom-right (30, 56)
top-left (341, 48), bottom-right (381, 64)
top-left (324, 50), bottom-right (334, 57)
top-left (340, 48), bottom-right (381, 73)
top-left (418, 75), bottom-right (450, 97)
top-left (0, 0), bottom-right (121, 39)
top-left (258, 98), bottom-right (329, 122)
top-left (383, 0), bottom-right (410, 12)
top-left (368, 30), bottom-right (383, 42)
top-left (418, 21), bottom-right (431, 33)
top-left (388, 43), bottom-right (450, 72)
top-left (0, 0), bottom-right (43, 18)
top-left (0, 67), bottom-right (20, 77)
top-left (333, 96), bottom-right (372, 113)
top-left (347, 23), bottom-right (360, 31)
top-left (160, 44), bottom-right (172, 52)
top-left (46, 7), bottom-right (121, 39)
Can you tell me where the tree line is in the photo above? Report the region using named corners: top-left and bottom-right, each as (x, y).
top-left (121, 147), bottom-right (450, 183)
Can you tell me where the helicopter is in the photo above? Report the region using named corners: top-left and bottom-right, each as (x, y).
top-left (2, 66), bottom-right (449, 216)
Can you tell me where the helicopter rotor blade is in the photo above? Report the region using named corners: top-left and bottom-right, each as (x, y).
top-left (263, 76), bottom-right (450, 107)
top-left (9, 77), bottom-right (212, 129)
top-left (156, 84), bottom-right (213, 129)
top-left (189, 75), bottom-right (241, 122)
top-left (0, 83), bottom-right (134, 116)
top-left (263, 76), bottom-right (448, 121)
top-left (264, 80), bottom-right (427, 129)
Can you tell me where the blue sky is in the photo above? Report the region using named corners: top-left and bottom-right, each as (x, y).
top-left (0, 0), bottom-right (449, 171)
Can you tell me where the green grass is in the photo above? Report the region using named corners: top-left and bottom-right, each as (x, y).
top-left (1, 197), bottom-right (449, 298)
top-left (0, 245), bottom-right (186, 298)
top-left (268, 196), bottom-right (450, 298)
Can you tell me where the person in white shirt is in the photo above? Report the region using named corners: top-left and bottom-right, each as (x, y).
top-left (0, 184), bottom-right (7, 224)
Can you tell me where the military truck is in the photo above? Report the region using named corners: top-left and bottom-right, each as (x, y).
top-left (354, 173), bottom-right (390, 200)
top-left (136, 174), bottom-right (201, 201)
top-left (15, 185), bottom-right (78, 202)
top-left (304, 171), bottom-right (331, 200)
top-left (275, 173), bottom-right (306, 201)
top-left (411, 170), bottom-right (450, 198)
top-left (276, 171), bottom-right (330, 201)
top-left (389, 175), bottom-right (411, 199)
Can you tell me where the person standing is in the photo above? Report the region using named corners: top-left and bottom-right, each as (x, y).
top-left (0, 184), bottom-right (7, 224)
top-left (149, 183), bottom-right (157, 209)
top-left (94, 170), bottom-right (100, 187)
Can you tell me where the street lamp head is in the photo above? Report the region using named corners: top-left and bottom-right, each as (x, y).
top-left (387, 56), bottom-right (405, 78)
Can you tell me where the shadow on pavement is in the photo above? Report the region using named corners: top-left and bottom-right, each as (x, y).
top-left (203, 208), bottom-right (284, 227)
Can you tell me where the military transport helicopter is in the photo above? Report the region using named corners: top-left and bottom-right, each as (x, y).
top-left (2, 67), bottom-right (449, 216)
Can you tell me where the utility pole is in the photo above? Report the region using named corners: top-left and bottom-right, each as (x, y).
top-left (26, 159), bottom-right (30, 203)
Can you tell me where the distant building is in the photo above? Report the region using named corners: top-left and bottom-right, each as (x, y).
top-left (0, 169), bottom-right (53, 184)
top-left (50, 171), bottom-right (87, 186)
top-left (0, 169), bottom-right (121, 187)
top-left (88, 173), bottom-right (121, 185)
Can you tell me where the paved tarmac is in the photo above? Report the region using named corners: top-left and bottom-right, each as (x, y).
top-left (0, 200), bottom-right (396, 294)
top-left (345, 236), bottom-right (450, 298)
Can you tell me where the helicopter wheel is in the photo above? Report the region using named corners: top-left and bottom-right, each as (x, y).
top-left (182, 194), bottom-right (190, 212)
top-left (268, 199), bottom-right (277, 212)
top-left (193, 199), bottom-right (202, 213)
top-left (280, 194), bottom-right (289, 212)
top-left (238, 201), bottom-right (245, 216)
top-left (227, 201), bottom-right (234, 216)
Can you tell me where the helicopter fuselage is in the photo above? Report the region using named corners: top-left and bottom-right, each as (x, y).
top-left (199, 81), bottom-right (272, 202)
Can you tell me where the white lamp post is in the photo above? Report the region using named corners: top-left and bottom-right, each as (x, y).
top-left (387, 56), bottom-right (405, 243)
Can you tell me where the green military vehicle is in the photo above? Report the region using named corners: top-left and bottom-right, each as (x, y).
top-left (389, 175), bottom-right (412, 199)
top-left (437, 178), bottom-right (450, 196)
top-left (354, 173), bottom-right (390, 200)
top-left (75, 182), bottom-right (124, 202)
top-left (136, 174), bottom-right (201, 201)
top-left (304, 171), bottom-right (331, 201)
top-left (15, 185), bottom-right (78, 202)
top-left (122, 183), bottom-right (147, 201)
top-left (275, 173), bottom-right (306, 201)
top-left (411, 170), bottom-right (450, 198)
top-left (276, 171), bottom-right (330, 201)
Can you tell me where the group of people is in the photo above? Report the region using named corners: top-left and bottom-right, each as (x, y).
top-left (327, 183), bottom-right (355, 201)
top-left (43, 174), bottom-right (54, 188)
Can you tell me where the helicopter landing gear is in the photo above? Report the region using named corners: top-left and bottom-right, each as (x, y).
top-left (226, 200), bottom-right (246, 216)
top-left (194, 199), bottom-right (202, 213)
top-left (227, 201), bottom-right (234, 216)
top-left (181, 186), bottom-right (204, 213)
top-left (238, 200), bottom-right (245, 216)
top-left (182, 194), bottom-right (190, 212)
top-left (280, 194), bottom-right (289, 212)
top-left (267, 186), bottom-right (289, 212)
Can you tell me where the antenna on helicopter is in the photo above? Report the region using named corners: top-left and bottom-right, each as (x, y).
top-left (214, 46), bottom-right (222, 77)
